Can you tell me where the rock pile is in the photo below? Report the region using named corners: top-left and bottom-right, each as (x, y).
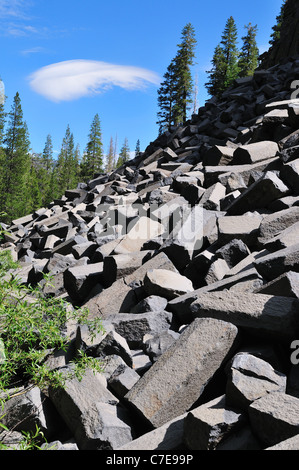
top-left (2, 55), bottom-right (299, 450)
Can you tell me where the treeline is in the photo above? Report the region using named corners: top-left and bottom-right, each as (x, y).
top-left (0, 93), bottom-right (139, 223)
top-left (156, 3), bottom-right (286, 133)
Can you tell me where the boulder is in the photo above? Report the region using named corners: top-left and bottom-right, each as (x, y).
top-left (125, 318), bottom-right (238, 428)
top-left (249, 392), bottom-right (299, 447)
top-left (190, 291), bottom-right (299, 340)
top-left (183, 395), bottom-right (245, 450)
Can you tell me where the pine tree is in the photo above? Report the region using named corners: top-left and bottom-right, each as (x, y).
top-left (238, 23), bottom-right (259, 77)
top-left (81, 113), bottom-right (103, 182)
top-left (157, 23), bottom-right (197, 132)
top-left (36, 134), bottom-right (54, 207)
top-left (205, 16), bottom-right (239, 97)
top-left (1, 92), bottom-right (31, 220)
top-left (172, 22), bottom-right (197, 125)
top-left (205, 45), bottom-right (226, 98)
top-left (156, 60), bottom-right (177, 134)
top-left (135, 139), bottom-right (141, 158)
top-left (55, 125), bottom-right (78, 197)
top-left (270, 0), bottom-right (287, 47)
top-left (105, 136), bottom-right (115, 173)
top-left (116, 138), bottom-right (130, 167)
top-left (23, 160), bottom-right (42, 215)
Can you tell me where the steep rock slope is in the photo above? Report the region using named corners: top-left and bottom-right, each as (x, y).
top-left (2, 55), bottom-right (299, 450)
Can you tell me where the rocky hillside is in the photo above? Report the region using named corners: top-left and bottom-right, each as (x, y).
top-left (2, 54), bottom-right (299, 451)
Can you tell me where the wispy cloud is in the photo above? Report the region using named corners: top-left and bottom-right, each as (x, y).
top-left (28, 60), bottom-right (161, 102)
top-left (0, 0), bottom-right (31, 19)
top-left (21, 46), bottom-right (46, 56)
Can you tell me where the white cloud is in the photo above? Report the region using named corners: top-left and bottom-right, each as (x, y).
top-left (28, 59), bottom-right (161, 102)
top-left (0, 0), bottom-right (31, 19)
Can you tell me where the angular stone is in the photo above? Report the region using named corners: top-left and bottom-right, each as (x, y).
top-left (226, 171), bottom-right (289, 215)
top-left (265, 434), bottom-right (299, 450)
top-left (204, 258), bottom-right (230, 284)
top-left (254, 271), bottom-right (299, 298)
top-left (249, 392), bottom-right (299, 447)
top-left (125, 317), bottom-right (238, 428)
top-left (225, 353), bottom-right (286, 410)
top-left (258, 206), bottom-right (299, 240)
top-left (264, 221), bottom-right (299, 251)
top-left (183, 395), bottom-right (245, 450)
top-left (63, 262), bottom-right (104, 303)
top-left (280, 159), bottom-right (299, 195)
top-left (108, 364), bottom-right (140, 398)
top-left (217, 214), bottom-right (263, 247)
top-left (130, 295), bottom-right (168, 313)
top-left (103, 250), bottom-right (152, 287)
top-left (83, 252), bottom-right (177, 318)
top-left (161, 206), bottom-right (217, 271)
top-left (104, 310), bottom-right (173, 348)
top-left (253, 243), bottom-right (299, 281)
top-left (93, 330), bottom-right (133, 368)
top-left (117, 413), bottom-right (186, 450)
top-left (77, 402), bottom-right (133, 450)
top-left (216, 239), bottom-right (250, 268)
top-left (190, 291), bottom-right (299, 340)
top-left (232, 141), bottom-right (279, 165)
top-left (200, 182), bottom-right (226, 210)
top-left (203, 145), bottom-right (235, 166)
top-left (144, 269), bottom-right (193, 300)
top-left (113, 217), bottom-right (164, 254)
top-left (143, 330), bottom-right (180, 362)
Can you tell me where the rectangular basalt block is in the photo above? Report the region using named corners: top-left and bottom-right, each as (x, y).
top-left (125, 317), bottom-right (238, 428)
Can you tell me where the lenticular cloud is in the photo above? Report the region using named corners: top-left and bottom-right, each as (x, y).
top-left (28, 59), bottom-right (160, 102)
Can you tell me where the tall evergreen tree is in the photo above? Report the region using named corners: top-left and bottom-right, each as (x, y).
top-left (269, 0), bottom-right (287, 47)
top-left (135, 139), bottom-right (141, 158)
top-left (105, 136), bottom-right (115, 173)
top-left (156, 60), bottom-right (177, 134)
top-left (36, 134), bottom-right (54, 207)
top-left (205, 16), bottom-right (239, 97)
top-left (172, 22), bottom-right (197, 125)
top-left (1, 92), bottom-right (31, 220)
top-left (157, 23), bottom-right (197, 133)
top-left (205, 44), bottom-right (226, 98)
top-left (81, 113), bottom-right (103, 181)
top-left (116, 138), bottom-right (130, 167)
top-left (55, 125), bottom-right (78, 197)
top-left (238, 23), bottom-right (259, 77)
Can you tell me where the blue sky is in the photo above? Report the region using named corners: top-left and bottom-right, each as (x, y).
top-left (0, 0), bottom-right (283, 161)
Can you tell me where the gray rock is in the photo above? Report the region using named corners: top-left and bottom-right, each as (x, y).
top-left (183, 395), bottom-right (245, 450)
top-left (117, 413), bottom-right (186, 450)
top-left (125, 318), bottom-right (238, 428)
top-left (144, 268), bottom-right (194, 300)
top-left (63, 262), bottom-right (104, 303)
top-left (249, 392), bottom-right (299, 447)
top-left (232, 141), bottom-right (279, 165)
top-left (130, 295), bottom-right (168, 313)
top-left (105, 310), bottom-right (173, 348)
top-left (265, 434), bottom-right (299, 450)
top-left (225, 353), bottom-right (286, 410)
top-left (108, 364), bottom-right (140, 398)
top-left (226, 171), bottom-right (289, 215)
top-left (254, 270), bottom-right (299, 298)
top-left (143, 330), bottom-right (180, 362)
top-left (253, 242), bottom-right (299, 281)
top-left (190, 291), bottom-right (299, 340)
